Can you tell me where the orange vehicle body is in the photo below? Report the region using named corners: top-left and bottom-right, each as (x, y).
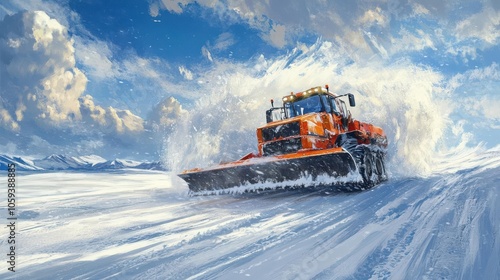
top-left (179, 85), bottom-right (388, 193)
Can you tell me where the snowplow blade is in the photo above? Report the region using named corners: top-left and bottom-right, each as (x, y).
top-left (179, 148), bottom-right (358, 193)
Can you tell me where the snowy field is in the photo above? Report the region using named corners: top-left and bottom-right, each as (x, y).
top-left (1, 151), bottom-right (499, 280)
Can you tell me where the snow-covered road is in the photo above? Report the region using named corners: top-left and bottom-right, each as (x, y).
top-left (1, 156), bottom-right (499, 279)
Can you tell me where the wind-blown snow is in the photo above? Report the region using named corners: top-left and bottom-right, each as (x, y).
top-left (163, 40), bottom-right (484, 179)
top-left (2, 148), bottom-right (498, 279)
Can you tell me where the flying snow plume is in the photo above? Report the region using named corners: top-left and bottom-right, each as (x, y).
top-left (338, 62), bottom-right (448, 176)
top-left (165, 40), bottom-right (459, 177)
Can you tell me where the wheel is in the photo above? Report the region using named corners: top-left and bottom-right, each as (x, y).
top-left (360, 150), bottom-right (374, 188)
top-left (374, 153), bottom-right (386, 182)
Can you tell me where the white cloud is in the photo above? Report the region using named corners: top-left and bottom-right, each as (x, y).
top-left (148, 96), bottom-right (187, 130)
top-left (107, 107), bottom-right (144, 134)
top-left (178, 65), bottom-right (193, 80)
top-left (157, 0), bottom-right (191, 14)
top-left (465, 63), bottom-right (500, 81)
top-left (202, 45), bottom-right (213, 62)
top-left (448, 63), bottom-right (500, 88)
top-left (0, 10), bottom-right (150, 158)
top-left (213, 32), bottom-right (236, 51)
top-left (446, 45), bottom-right (478, 63)
top-left (447, 63), bottom-right (500, 128)
top-left (79, 95), bottom-right (107, 126)
top-left (79, 95), bottom-right (144, 134)
top-left (0, 0), bottom-right (71, 26)
top-left (455, 7), bottom-right (500, 45)
top-left (200, 32), bottom-right (236, 64)
top-left (73, 32), bottom-right (197, 113)
top-left (390, 28), bottom-right (436, 52)
top-left (149, 1), bottom-right (160, 17)
top-left (358, 7), bottom-right (388, 27)
top-left (411, 3), bottom-right (430, 16)
top-left (73, 36), bottom-right (115, 80)
top-left (475, 97), bottom-right (500, 120)
top-left (115, 55), bottom-right (203, 106)
top-left (0, 11), bottom-right (85, 126)
top-left (0, 108), bottom-right (19, 131)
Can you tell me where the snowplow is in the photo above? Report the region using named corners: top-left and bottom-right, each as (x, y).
top-left (179, 85), bottom-right (388, 193)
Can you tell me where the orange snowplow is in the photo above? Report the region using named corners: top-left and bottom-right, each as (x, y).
top-left (179, 85), bottom-right (388, 193)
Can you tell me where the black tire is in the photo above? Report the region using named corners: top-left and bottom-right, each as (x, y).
top-left (374, 153), bottom-right (386, 182)
top-left (360, 150), bottom-right (373, 187)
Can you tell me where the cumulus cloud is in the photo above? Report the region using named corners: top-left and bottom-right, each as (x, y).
top-left (0, 11), bottom-right (85, 128)
top-left (0, 10), bottom-right (149, 158)
top-left (79, 95), bottom-right (144, 134)
top-left (148, 96), bottom-right (187, 131)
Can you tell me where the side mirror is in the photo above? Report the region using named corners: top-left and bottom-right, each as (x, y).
top-left (348, 93), bottom-right (356, 107)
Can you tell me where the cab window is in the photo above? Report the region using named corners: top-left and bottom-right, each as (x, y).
top-left (321, 95), bottom-right (332, 113)
top-left (289, 95), bottom-right (323, 117)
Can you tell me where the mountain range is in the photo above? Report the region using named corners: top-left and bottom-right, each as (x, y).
top-left (0, 154), bottom-right (165, 171)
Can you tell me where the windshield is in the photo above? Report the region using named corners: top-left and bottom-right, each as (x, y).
top-left (287, 95), bottom-right (323, 117)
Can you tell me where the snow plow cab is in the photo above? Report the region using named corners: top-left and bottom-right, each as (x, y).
top-left (179, 85), bottom-right (388, 193)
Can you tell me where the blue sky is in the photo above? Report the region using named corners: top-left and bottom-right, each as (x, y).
top-left (0, 1), bottom-right (499, 173)
top-left (69, 0), bottom-right (276, 64)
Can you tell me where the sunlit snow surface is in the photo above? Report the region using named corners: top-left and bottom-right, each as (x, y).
top-left (2, 149), bottom-right (499, 280)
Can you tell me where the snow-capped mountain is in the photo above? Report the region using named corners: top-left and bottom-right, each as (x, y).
top-left (0, 154), bottom-right (165, 171)
top-left (93, 159), bottom-right (165, 170)
top-left (0, 154), bottom-right (41, 171)
top-left (33, 154), bottom-right (107, 170)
